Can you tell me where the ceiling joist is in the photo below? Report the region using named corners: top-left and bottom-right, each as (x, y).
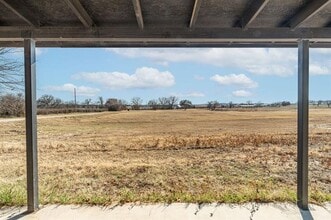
top-left (132, 0), bottom-right (144, 29)
top-left (189, 0), bottom-right (202, 28)
top-left (2, 41), bottom-right (331, 48)
top-left (0, 27), bottom-right (330, 42)
top-left (288, 0), bottom-right (331, 29)
top-left (0, 26), bottom-right (331, 47)
top-left (240, 0), bottom-right (269, 29)
top-left (0, 0), bottom-right (38, 27)
top-left (65, 0), bottom-right (94, 28)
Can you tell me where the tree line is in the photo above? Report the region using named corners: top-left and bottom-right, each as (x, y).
top-left (0, 93), bottom-right (196, 117)
top-left (105, 96), bottom-right (193, 111)
top-left (1, 93), bottom-right (331, 117)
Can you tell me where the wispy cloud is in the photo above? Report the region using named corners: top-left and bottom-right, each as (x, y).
top-left (45, 83), bottom-right (100, 97)
top-left (107, 48), bottom-right (331, 77)
top-left (107, 48), bottom-right (298, 76)
top-left (232, 90), bottom-right (252, 97)
top-left (73, 67), bottom-right (175, 89)
top-left (310, 64), bottom-right (330, 75)
top-left (210, 74), bottom-right (258, 88)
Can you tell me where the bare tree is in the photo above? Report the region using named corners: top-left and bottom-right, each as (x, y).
top-left (158, 97), bottom-right (169, 107)
top-left (105, 98), bottom-right (127, 111)
top-left (158, 96), bottom-right (178, 109)
top-left (148, 99), bottom-right (158, 110)
top-left (207, 101), bottom-right (213, 110)
top-left (84, 98), bottom-right (92, 106)
top-left (131, 97), bottom-right (143, 110)
top-left (168, 96), bottom-right (178, 109)
top-left (98, 96), bottom-right (104, 107)
top-left (0, 93), bottom-right (24, 117)
top-left (207, 101), bottom-right (219, 110)
top-left (229, 101), bottom-right (234, 108)
top-left (281, 101), bottom-right (291, 106)
top-left (0, 48), bottom-right (23, 92)
top-left (37, 94), bottom-right (62, 108)
top-left (179, 99), bottom-right (192, 110)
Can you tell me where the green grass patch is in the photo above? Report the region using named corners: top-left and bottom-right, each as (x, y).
top-left (0, 184), bottom-right (26, 206)
top-left (0, 183), bottom-right (330, 206)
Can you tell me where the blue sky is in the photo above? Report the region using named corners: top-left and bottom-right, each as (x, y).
top-left (27, 48), bottom-right (331, 104)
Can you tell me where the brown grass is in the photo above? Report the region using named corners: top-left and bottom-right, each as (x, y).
top-left (0, 108), bottom-right (330, 205)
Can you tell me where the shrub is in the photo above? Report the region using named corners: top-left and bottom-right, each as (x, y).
top-left (0, 93), bottom-right (24, 117)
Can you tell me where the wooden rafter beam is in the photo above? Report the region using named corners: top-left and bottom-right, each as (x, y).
top-left (0, 27), bottom-right (331, 42)
top-left (132, 0), bottom-right (144, 29)
top-left (189, 0), bottom-right (202, 28)
top-left (65, 0), bottom-right (94, 28)
top-left (288, 0), bottom-right (331, 29)
top-left (0, 0), bottom-right (38, 27)
top-left (2, 40), bottom-right (331, 48)
top-left (0, 27), bottom-right (331, 47)
top-left (241, 0), bottom-right (269, 29)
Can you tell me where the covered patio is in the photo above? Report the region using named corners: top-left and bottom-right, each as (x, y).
top-left (0, 0), bottom-right (330, 212)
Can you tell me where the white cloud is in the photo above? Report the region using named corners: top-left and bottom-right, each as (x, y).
top-left (232, 90), bottom-right (252, 97)
top-left (310, 49), bottom-right (331, 76)
top-left (107, 48), bottom-right (298, 76)
top-left (74, 67), bottom-right (175, 89)
top-left (210, 74), bottom-right (258, 88)
top-left (46, 83), bottom-right (100, 97)
top-left (171, 92), bottom-right (205, 98)
top-left (108, 48), bottom-right (331, 77)
top-left (310, 64), bottom-right (330, 75)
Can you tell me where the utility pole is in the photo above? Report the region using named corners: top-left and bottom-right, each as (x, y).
top-left (74, 88), bottom-right (77, 109)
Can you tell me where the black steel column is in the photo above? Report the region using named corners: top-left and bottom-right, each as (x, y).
top-left (24, 39), bottom-right (38, 212)
top-left (297, 39), bottom-right (309, 210)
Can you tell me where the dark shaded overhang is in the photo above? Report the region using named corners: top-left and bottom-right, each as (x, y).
top-left (0, 0), bottom-right (330, 47)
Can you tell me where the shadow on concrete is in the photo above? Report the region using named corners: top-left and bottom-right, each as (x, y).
top-left (299, 208), bottom-right (314, 220)
top-left (6, 211), bottom-right (30, 220)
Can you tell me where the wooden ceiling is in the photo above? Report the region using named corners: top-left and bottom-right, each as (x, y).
top-left (0, 0), bottom-right (330, 47)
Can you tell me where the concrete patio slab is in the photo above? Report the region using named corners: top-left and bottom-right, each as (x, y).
top-left (0, 203), bottom-right (330, 220)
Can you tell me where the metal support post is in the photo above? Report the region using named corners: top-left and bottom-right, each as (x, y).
top-left (24, 38), bottom-right (38, 212)
top-left (297, 39), bottom-right (309, 210)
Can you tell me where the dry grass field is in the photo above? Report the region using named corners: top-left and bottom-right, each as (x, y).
top-left (0, 108), bottom-right (330, 205)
